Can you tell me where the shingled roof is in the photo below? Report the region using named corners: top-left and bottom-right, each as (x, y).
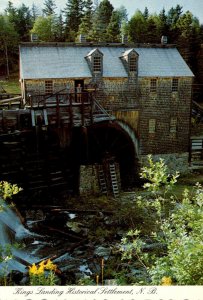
top-left (19, 43), bottom-right (194, 80)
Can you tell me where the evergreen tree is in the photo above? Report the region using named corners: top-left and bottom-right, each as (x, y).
top-left (157, 8), bottom-right (170, 39)
top-left (106, 7), bottom-right (128, 43)
top-left (63, 0), bottom-right (84, 41)
top-left (31, 3), bottom-right (41, 22)
top-left (143, 7), bottom-right (149, 20)
top-left (6, 2), bottom-right (33, 41)
top-left (77, 0), bottom-right (93, 38)
top-left (166, 5), bottom-right (183, 41)
top-left (0, 14), bottom-right (19, 76)
top-left (106, 10), bottom-right (121, 42)
top-left (16, 4), bottom-right (33, 41)
top-left (128, 10), bottom-right (147, 43)
top-left (43, 0), bottom-right (57, 16)
top-left (145, 15), bottom-right (159, 43)
top-left (55, 12), bottom-right (65, 41)
top-left (90, 0), bottom-right (114, 42)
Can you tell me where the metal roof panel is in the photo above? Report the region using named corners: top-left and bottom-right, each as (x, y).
top-left (19, 44), bottom-right (194, 79)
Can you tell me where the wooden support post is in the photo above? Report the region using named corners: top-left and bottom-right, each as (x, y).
top-left (81, 92), bottom-right (85, 126)
top-left (90, 93), bottom-right (94, 124)
top-left (56, 94), bottom-right (60, 128)
top-left (69, 93), bottom-right (73, 127)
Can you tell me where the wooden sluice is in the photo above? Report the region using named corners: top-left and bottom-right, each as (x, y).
top-left (0, 91), bottom-right (116, 198)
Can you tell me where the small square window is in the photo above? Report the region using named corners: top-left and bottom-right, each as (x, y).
top-left (150, 79), bottom-right (157, 93)
top-left (93, 56), bottom-right (102, 72)
top-left (172, 78), bottom-right (179, 92)
top-left (45, 80), bottom-right (53, 94)
top-left (149, 119), bottom-right (156, 133)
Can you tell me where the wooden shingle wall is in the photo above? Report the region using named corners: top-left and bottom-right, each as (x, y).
top-left (138, 77), bottom-right (192, 155)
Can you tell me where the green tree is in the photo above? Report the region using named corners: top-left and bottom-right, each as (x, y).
top-left (128, 10), bottom-right (147, 43)
top-left (106, 10), bottom-right (122, 42)
top-left (77, 0), bottom-right (93, 38)
top-left (145, 15), bottom-right (159, 43)
top-left (143, 7), bottom-right (149, 20)
top-left (0, 14), bottom-right (19, 77)
top-left (5, 2), bottom-right (33, 41)
top-left (63, 0), bottom-right (84, 41)
top-left (31, 15), bottom-right (57, 41)
top-left (42, 0), bottom-right (57, 16)
top-left (166, 5), bottom-right (183, 41)
top-left (54, 12), bottom-right (65, 41)
top-left (31, 3), bottom-right (41, 22)
top-left (156, 8), bottom-right (170, 39)
top-left (90, 0), bottom-right (114, 42)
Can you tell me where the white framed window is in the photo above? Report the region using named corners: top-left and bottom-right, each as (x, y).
top-left (45, 80), bottom-right (53, 94)
top-left (93, 56), bottom-right (102, 72)
top-left (172, 78), bottom-right (179, 92)
top-left (150, 79), bottom-right (157, 93)
top-left (149, 119), bottom-right (156, 133)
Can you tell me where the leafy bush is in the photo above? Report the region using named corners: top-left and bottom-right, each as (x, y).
top-left (119, 156), bottom-right (203, 285)
top-left (0, 181), bottom-right (22, 201)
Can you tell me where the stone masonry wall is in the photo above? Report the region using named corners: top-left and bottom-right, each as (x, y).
top-left (140, 152), bottom-right (190, 174)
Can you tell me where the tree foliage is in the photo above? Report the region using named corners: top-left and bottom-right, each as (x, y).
top-left (63, 0), bottom-right (84, 41)
top-left (42, 0), bottom-right (57, 16)
top-left (90, 0), bottom-right (114, 42)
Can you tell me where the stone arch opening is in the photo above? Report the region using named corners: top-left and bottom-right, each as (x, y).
top-left (73, 121), bottom-right (140, 190)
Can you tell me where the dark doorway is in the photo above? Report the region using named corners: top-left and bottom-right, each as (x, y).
top-left (74, 80), bottom-right (84, 103)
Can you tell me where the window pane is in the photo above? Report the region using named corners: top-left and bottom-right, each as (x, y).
top-left (93, 56), bottom-right (101, 72)
top-left (129, 56), bottom-right (136, 72)
top-left (150, 79), bottom-right (157, 92)
top-left (172, 78), bottom-right (179, 92)
top-left (45, 80), bottom-right (53, 94)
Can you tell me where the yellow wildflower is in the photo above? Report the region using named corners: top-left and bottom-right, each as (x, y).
top-left (161, 276), bottom-right (172, 285)
top-left (28, 263), bottom-right (38, 275)
top-left (44, 259), bottom-right (57, 272)
top-left (39, 260), bottom-right (46, 268)
top-left (36, 264), bottom-right (45, 275)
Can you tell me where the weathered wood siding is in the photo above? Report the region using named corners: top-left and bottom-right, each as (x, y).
top-left (23, 74), bottom-right (192, 169)
top-left (138, 77), bottom-right (193, 155)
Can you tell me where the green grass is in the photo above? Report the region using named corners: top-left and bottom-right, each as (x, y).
top-left (0, 73), bottom-right (21, 94)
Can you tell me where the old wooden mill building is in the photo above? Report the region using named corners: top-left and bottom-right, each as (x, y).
top-left (0, 41), bottom-right (194, 198)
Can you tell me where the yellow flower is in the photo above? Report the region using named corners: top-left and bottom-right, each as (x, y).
top-left (44, 259), bottom-right (57, 272)
top-left (39, 260), bottom-right (46, 268)
top-left (161, 276), bottom-right (172, 285)
top-left (36, 264), bottom-right (45, 275)
top-left (28, 263), bottom-right (38, 275)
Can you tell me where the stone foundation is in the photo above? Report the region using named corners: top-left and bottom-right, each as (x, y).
top-left (79, 165), bottom-right (100, 196)
top-left (79, 163), bottom-right (121, 196)
top-left (140, 152), bottom-right (190, 175)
